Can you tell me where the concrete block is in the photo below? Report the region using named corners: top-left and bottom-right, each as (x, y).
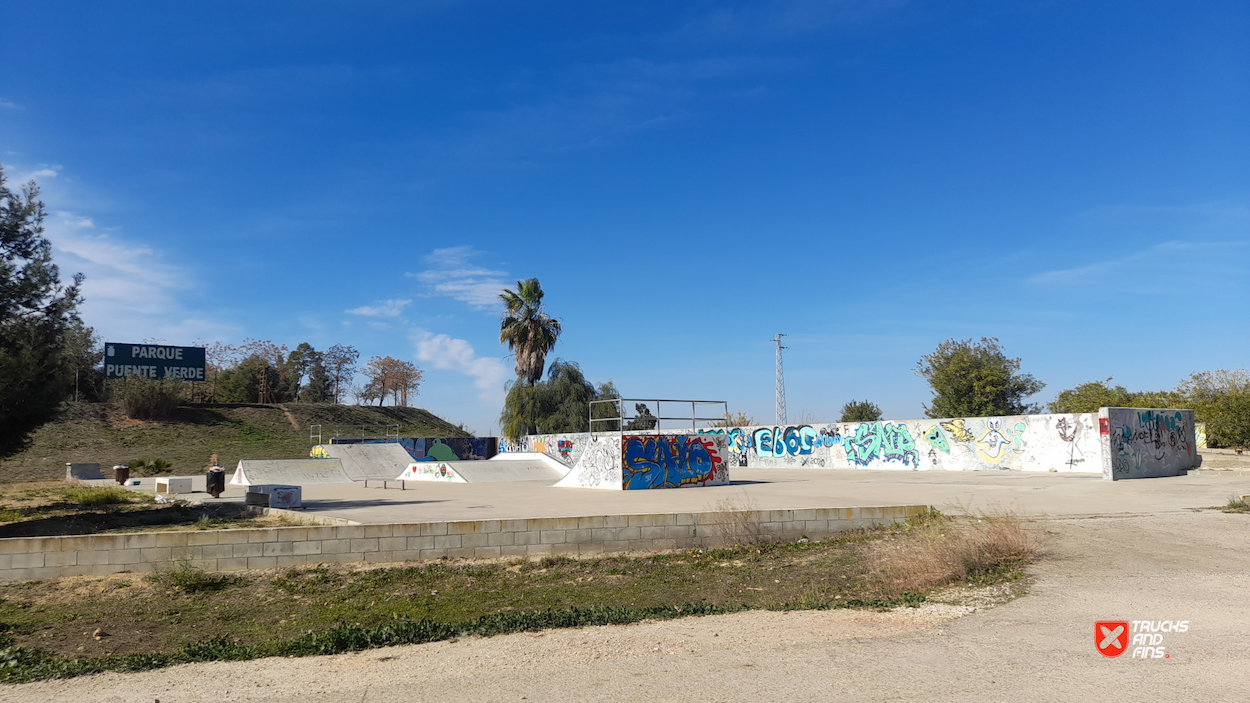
top-left (304, 526), bottom-right (339, 541)
top-left (275, 555), bottom-right (314, 568)
top-left (500, 520), bottom-right (529, 533)
top-left (216, 558), bottom-right (249, 572)
top-left (186, 532), bottom-right (221, 546)
top-left (364, 525), bottom-right (393, 539)
top-left (432, 535), bottom-right (462, 549)
top-left (18, 537), bottom-right (59, 554)
top-left (473, 546), bottom-right (502, 559)
top-left (246, 556), bottom-right (278, 569)
top-left (263, 542), bottom-right (297, 557)
top-left (479, 520), bottom-right (502, 534)
top-left (589, 528), bottom-right (614, 541)
top-left (548, 543), bottom-right (579, 556)
top-left (44, 551), bottom-right (78, 567)
top-left (539, 530), bottom-right (567, 544)
top-left (639, 526), bottom-right (666, 540)
top-left (57, 536), bottom-right (95, 552)
top-left (215, 530), bottom-right (253, 545)
top-left (604, 515), bottom-right (630, 528)
top-left (613, 527), bottom-right (641, 541)
top-left (526, 519), bottom-right (558, 532)
top-left (91, 563), bottom-right (130, 576)
top-left (389, 550), bottom-right (422, 562)
top-left (406, 536), bottom-right (435, 551)
top-left (674, 513), bottom-right (698, 526)
top-left (349, 538), bottom-right (380, 553)
top-left (126, 562), bottom-right (157, 574)
top-left (444, 547), bottom-right (477, 559)
top-left (792, 509), bottom-right (818, 521)
top-left (139, 547), bottom-right (172, 562)
top-left (391, 524), bottom-right (423, 538)
top-left (524, 544), bottom-right (554, 555)
top-left (0, 554), bottom-right (10, 571)
top-left (420, 522), bottom-right (449, 537)
top-left (513, 531), bottom-right (540, 546)
top-left (461, 533), bottom-right (490, 549)
top-left (247, 529), bottom-right (279, 544)
top-left (487, 532), bottom-right (515, 547)
top-left (77, 550), bottom-right (108, 566)
top-left (628, 514), bottom-right (660, 527)
top-left (861, 507), bottom-right (884, 519)
top-left (233, 542), bottom-right (265, 558)
top-left (600, 541), bottom-right (630, 553)
top-left (106, 549), bottom-right (141, 565)
top-left (565, 529), bottom-right (594, 543)
top-left (154, 532), bottom-right (189, 548)
top-left (201, 544), bottom-right (234, 560)
top-left (804, 520), bottom-right (829, 534)
top-left (577, 516), bottom-right (605, 529)
top-left (124, 533), bottom-right (158, 550)
top-left (498, 545), bottom-right (528, 558)
top-left (376, 537), bottom-right (405, 552)
top-left (321, 539), bottom-right (352, 554)
top-left (663, 526), bottom-right (691, 540)
top-left (54, 564), bottom-right (94, 578)
top-left (276, 528), bottom-right (311, 542)
top-left (291, 541), bottom-right (323, 557)
top-left (549, 517), bottom-right (581, 531)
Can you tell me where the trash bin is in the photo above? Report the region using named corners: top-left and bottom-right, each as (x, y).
top-left (113, 464), bottom-right (130, 485)
top-left (206, 467), bottom-right (225, 498)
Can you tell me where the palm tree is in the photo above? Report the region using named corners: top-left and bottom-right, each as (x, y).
top-left (499, 278), bottom-right (562, 385)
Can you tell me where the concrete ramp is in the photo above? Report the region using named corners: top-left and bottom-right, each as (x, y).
top-left (487, 451), bottom-right (571, 476)
top-left (315, 443), bottom-right (415, 480)
top-left (396, 460), bottom-right (564, 484)
top-left (231, 459), bottom-right (351, 486)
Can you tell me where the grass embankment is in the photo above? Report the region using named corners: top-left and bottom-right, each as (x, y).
top-left (0, 484), bottom-right (296, 537)
top-left (0, 403), bottom-right (468, 483)
top-left (0, 510), bottom-right (1039, 683)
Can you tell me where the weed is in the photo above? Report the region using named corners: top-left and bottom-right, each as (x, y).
top-left (1222, 495), bottom-right (1250, 513)
top-left (868, 508), bottom-right (1040, 597)
top-left (150, 561), bottom-right (245, 593)
top-left (58, 486), bottom-right (142, 507)
top-left (0, 508), bottom-right (22, 523)
top-left (704, 493), bottom-right (767, 547)
top-left (130, 458), bottom-right (172, 476)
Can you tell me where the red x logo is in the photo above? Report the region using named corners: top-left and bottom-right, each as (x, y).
top-left (1096, 621), bottom-right (1129, 657)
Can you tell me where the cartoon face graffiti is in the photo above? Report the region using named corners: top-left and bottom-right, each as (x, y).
top-left (940, 418), bottom-right (975, 443)
top-left (923, 426), bottom-right (950, 453)
top-left (978, 419), bottom-right (1010, 459)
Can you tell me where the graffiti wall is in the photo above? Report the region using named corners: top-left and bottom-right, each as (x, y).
top-left (397, 462), bottom-right (466, 482)
top-left (499, 432), bottom-right (591, 468)
top-left (1099, 408), bottom-right (1197, 480)
top-left (691, 413), bottom-right (1104, 474)
top-left (554, 434), bottom-right (623, 489)
top-left (330, 437), bottom-right (497, 462)
top-left (621, 435), bottom-right (730, 490)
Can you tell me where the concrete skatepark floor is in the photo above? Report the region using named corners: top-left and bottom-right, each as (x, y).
top-left (201, 468), bottom-right (1250, 523)
top-left (8, 509), bottom-right (1248, 702)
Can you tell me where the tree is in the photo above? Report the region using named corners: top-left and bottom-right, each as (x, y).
top-left (499, 278), bottom-right (561, 385)
top-left (709, 411), bottom-right (756, 428)
top-left (361, 356), bottom-right (423, 407)
top-left (0, 165), bottom-right (87, 432)
top-left (840, 400), bottom-right (882, 422)
top-left (915, 337), bottom-right (1044, 418)
top-left (1048, 380), bottom-right (1178, 414)
top-left (498, 359), bottom-right (616, 438)
top-left (214, 354), bottom-right (286, 403)
top-left (1178, 368), bottom-right (1250, 449)
top-left (324, 344), bottom-right (359, 404)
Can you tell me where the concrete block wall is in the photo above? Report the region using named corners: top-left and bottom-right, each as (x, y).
top-left (0, 505), bottom-right (927, 583)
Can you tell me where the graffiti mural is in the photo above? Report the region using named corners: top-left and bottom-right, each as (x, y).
top-left (844, 422), bottom-right (919, 468)
top-left (1103, 408), bottom-right (1196, 480)
top-left (621, 435), bottom-right (728, 490)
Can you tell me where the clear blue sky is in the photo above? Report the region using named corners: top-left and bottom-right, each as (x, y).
top-left (3, 1), bottom-right (1247, 434)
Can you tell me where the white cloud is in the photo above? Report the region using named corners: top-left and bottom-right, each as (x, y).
top-left (0, 99), bottom-right (19, 110)
top-left (346, 298), bottom-right (412, 317)
top-left (406, 246), bottom-right (509, 309)
top-left (414, 330), bottom-right (508, 403)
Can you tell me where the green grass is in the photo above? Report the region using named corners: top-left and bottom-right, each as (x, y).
top-left (57, 486), bottom-right (143, 507)
top-left (0, 403), bottom-right (469, 483)
top-left (150, 561), bottom-right (246, 593)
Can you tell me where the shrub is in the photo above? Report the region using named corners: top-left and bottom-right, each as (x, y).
top-left (108, 378), bottom-right (182, 419)
top-left (1196, 393), bottom-right (1250, 450)
top-left (150, 561), bottom-right (244, 593)
top-left (1222, 495), bottom-right (1250, 514)
top-left (704, 494), bottom-right (766, 547)
top-left (130, 458), bottom-right (172, 476)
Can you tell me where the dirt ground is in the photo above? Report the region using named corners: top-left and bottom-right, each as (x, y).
top-left (8, 509), bottom-right (1249, 702)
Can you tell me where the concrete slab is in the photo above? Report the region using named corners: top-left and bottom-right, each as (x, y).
top-left (249, 468), bottom-right (1250, 524)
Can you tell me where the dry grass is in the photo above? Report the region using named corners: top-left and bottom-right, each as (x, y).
top-left (867, 507), bottom-right (1041, 597)
top-left (703, 493), bottom-right (767, 547)
top-left (1222, 495), bottom-right (1250, 513)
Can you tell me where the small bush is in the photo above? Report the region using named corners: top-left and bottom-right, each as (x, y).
top-left (130, 458), bottom-right (173, 476)
top-left (108, 378), bottom-right (182, 420)
top-left (59, 486), bottom-right (140, 506)
top-left (1222, 495), bottom-right (1250, 514)
top-left (150, 561), bottom-right (244, 593)
top-left (869, 508), bottom-right (1040, 596)
top-left (705, 494), bottom-right (766, 547)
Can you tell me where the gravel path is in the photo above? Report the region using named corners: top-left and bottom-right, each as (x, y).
top-left (8, 511), bottom-right (1249, 702)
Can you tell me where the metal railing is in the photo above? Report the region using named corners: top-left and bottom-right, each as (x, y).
top-left (589, 398), bottom-right (728, 434)
top-left (310, 424), bottom-right (401, 446)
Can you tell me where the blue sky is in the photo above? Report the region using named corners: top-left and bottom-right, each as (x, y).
top-left (2, 0), bottom-right (1247, 434)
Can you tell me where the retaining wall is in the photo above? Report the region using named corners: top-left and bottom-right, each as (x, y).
top-left (0, 505), bottom-right (925, 583)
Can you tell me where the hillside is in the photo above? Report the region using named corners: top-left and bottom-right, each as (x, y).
top-left (0, 403), bottom-right (470, 483)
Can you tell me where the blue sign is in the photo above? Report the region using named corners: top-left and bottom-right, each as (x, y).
top-left (104, 343), bottom-right (206, 381)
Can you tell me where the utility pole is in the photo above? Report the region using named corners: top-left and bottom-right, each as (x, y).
top-left (772, 333), bottom-right (787, 425)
